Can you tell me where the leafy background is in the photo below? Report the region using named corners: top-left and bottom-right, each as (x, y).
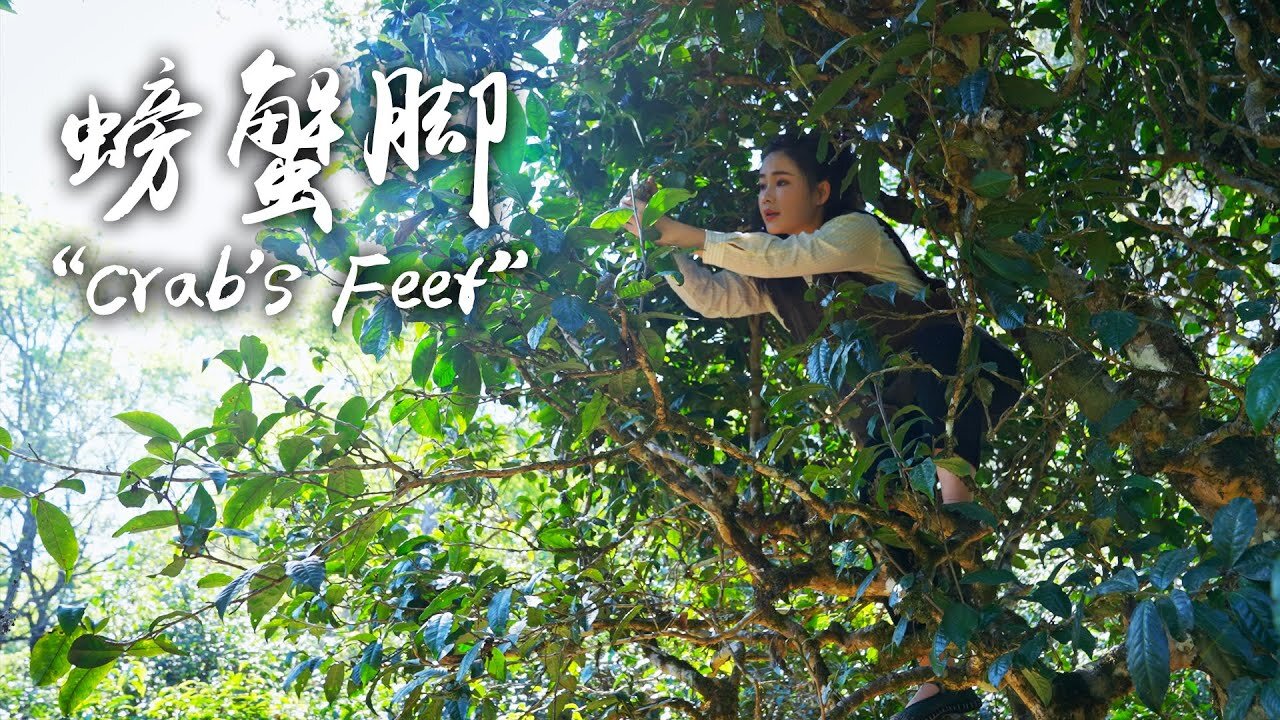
top-left (1, 0), bottom-right (1279, 718)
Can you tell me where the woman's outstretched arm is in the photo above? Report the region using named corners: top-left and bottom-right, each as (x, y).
top-left (696, 212), bottom-right (888, 278)
top-left (621, 197), bottom-right (897, 281)
top-left (663, 254), bottom-right (780, 320)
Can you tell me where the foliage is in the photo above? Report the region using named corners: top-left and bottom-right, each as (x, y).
top-left (1, 540), bottom-right (353, 718)
top-left (0, 196), bottom-right (164, 647)
top-left (5, 0), bottom-right (1280, 718)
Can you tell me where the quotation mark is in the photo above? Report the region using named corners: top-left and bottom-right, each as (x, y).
top-left (52, 245), bottom-right (87, 276)
top-left (486, 249), bottom-right (528, 273)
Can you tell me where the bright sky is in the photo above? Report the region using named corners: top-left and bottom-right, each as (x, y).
top-left (0, 0), bottom-right (366, 251)
top-left (0, 1), bottom-right (394, 441)
top-left (0, 0), bottom-right (382, 343)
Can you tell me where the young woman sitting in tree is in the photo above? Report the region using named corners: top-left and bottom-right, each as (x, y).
top-left (619, 131), bottom-right (1024, 720)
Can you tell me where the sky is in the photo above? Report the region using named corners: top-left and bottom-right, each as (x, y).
top-left (0, 0), bottom-right (367, 252)
top-left (0, 1), bottom-right (392, 549)
top-left (0, 0), bottom-right (380, 343)
top-left (0, 1), bottom-right (397, 442)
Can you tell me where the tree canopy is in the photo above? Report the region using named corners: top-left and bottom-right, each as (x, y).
top-left (4, 0), bottom-right (1280, 718)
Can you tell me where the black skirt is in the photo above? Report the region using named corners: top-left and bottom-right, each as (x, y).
top-left (856, 319), bottom-right (1024, 491)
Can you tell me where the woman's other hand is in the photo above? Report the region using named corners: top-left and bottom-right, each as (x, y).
top-left (620, 193), bottom-right (650, 239)
top-left (619, 193), bottom-right (704, 249)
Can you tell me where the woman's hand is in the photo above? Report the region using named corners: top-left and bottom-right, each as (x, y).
top-left (619, 193), bottom-right (704, 250)
top-left (620, 194), bottom-right (666, 242)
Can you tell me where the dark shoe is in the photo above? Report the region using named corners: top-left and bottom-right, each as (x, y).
top-left (889, 688), bottom-right (982, 720)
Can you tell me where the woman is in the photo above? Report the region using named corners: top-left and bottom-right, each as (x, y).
top-left (620, 132), bottom-right (1024, 720)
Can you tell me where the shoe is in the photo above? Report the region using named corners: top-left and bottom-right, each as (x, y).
top-left (888, 688), bottom-right (982, 720)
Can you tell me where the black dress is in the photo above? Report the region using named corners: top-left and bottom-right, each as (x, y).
top-left (760, 211), bottom-right (1025, 501)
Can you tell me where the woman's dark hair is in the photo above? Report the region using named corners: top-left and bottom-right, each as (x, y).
top-left (755, 130), bottom-right (946, 294)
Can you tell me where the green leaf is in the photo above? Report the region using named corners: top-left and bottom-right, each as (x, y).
top-left (973, 246), bottom-right (1043, 289)
top-left (58, 663), bottom-right (114, 715)
top-left (1126, 599), bottom-right (1170, 711)
top-left (196, 572), bottom-right (233, 588)
top-left (56, 605), bottom-right (86, 633)
top-left (1245, 348), bottom-right (1280, 431)
top-left (940, 601), bottom-right (979, 651)
top-left (31, 629), bottom-right (77, 685)
top-left (617, 278), bottom-right (657, 299)
top-left (1212, 497), bottom-right (1256, 569)
top-left (411, 337), bottom-right (437, 388)
top-left (336, 396), bottom-right (368, 446)
top-left (239, 335), bottom-right (268, 378)
top-left (578, 393), bottom-right (608, 445)
top-left (214, 565), bottom-right (260, 618)
top-left (942, 10), bottom-right (1008, 34)
top-left (68, 635), bottom-right (127, 668)
top-left (0, 425), bottom-right (11, 461)
top-left (327, 458), bottom-right (366, 498)
top-left (186, 484), bottom-right (217, 530)
top-left (115, 411), bottom-right (182, 443)
top-left (988, 652), bottom-right (1014, 688)
top-left (1225, 678), bottom-right (1258, 720)
top-left (971, 170), bottom-right (1013, 198)
top-left (551, 295), bottom-right (588, 333)
top-left (418, 586), bottom-right (470, 621)
top-left (54, 478), bottom-right (85, 494)
top-left (879, 31), bottom-right (929, 65)
top-left (223, 476), bottom-right (274, 529)
top-left (211, 348), bottom-right (243, 373)
top-left (247, 564), bottom-right (288, 628)
top-left (590, 208), bottom-right (634, 231)
top-left (1235, 299), bottom-right (1272, 323)
top-left (811, 64), bottom-right (867, 118)
top-left (1091, 567), bottom-right (1139, 596)
top-left (537, 526), bottom-right (576, 550)
top-left (0, 2), bottom-right (15, 15)
top-left (769, 383), bottom-right (830, 415)
top-left (343, 510), bottom-right (385, 573)
top-left (961, 568), bottom-right (1018, 585)
top-left (1029, 582), bottom-right (1072, 618)
top-left (360, 296), bottom-right (403, 360)
top-left (278, 435), bottom-right (313, 471)
top-left (858, 145), bottom-right (881, 203)
top-left (0, 484), bottom-right (23, 499)
top-left (493, 88), bottom-right (527, 177)
top-left (112, 510), bottom-right (178, 538)
top-left (422, 612), bottom-right (454, 659)
top-left (525, 92), bottom-right (549, 139)
top-left (943, 500), bottom-right (997, 527)
top-left (487, 647), bottom-right (507, 680)
top-left (457, 641), bottom-right (484, 683)
top-left (324, 662), bottom-right (346, 703)
top-left (286, 555), bottom-right (326, 592)
top-left (1272, 557), bottom-right (1280, 638)
top-left (908, 457), bottom-right (936, 500)
top-left (641, 188), bottom-right (695, 227)
top-left (487, 588), bottom-right (514, 636)
top-left (996, 73), bottom-right (1059, 110)
top-left (1090, 311), bottom-right (1140, 351)
top-left (31, 497), bottom-right (78, 573)
top-left (1148, 547), bottom-right (1197, 590)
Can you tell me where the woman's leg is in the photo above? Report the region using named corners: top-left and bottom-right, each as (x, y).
top-left (938, 465), bottom-right (972, 505)
top-left (895, 323), bottom-right (987, 717)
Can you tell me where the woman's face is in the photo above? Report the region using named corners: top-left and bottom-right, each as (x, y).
top-left (758, 151), bottom-right (830, 236)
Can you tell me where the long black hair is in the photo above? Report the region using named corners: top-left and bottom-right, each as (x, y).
top-left (754, 131), bottom-right (945, 294)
